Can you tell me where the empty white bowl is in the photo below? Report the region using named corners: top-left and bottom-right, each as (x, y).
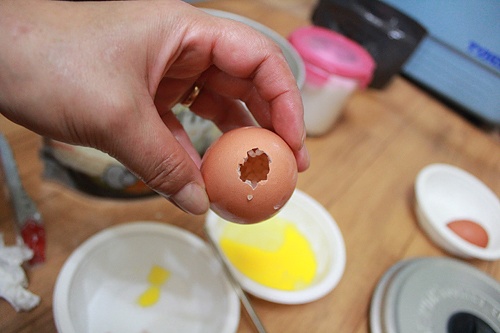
top-left (415, 163), bottom-right (500, 260)
top-left (205, 189), bottom-right (346, 304)
top-left (53, 222), bottom-right (239, 333)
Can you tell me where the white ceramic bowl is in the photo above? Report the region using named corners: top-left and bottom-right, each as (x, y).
top-left (415, 163), bottom-right (500, 260)
top-left (53, 222), bottom-right (239, 333)
top-left (205, 189), bottom-right (346, 304)
top-left (201, 9), bottom-right (305, 88)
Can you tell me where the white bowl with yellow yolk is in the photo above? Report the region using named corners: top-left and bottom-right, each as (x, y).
top-left (53, 222), bottom-right (240, 333)
top-left (205, 189), bottom-right (346, 304)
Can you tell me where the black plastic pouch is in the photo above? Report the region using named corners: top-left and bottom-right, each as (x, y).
top-left (312, 0), bottom-right (427, 88)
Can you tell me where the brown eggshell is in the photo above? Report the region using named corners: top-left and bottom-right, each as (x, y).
top-left (447, 219), bottom-right (489, 248)
top-left (201, 127), bottom-right (298, 224)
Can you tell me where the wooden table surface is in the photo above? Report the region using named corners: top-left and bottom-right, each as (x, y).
top-left (1, 1), bottom-right (499, 332)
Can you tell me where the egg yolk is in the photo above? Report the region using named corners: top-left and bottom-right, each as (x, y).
top-left (219, 217), bottom-right (317, 291)
top-left (137, 286), bottom-right (161, 307)
top-left (147, 265), bottom-right (170, 285)
top-left (137, 265), bottom-right (171, 307)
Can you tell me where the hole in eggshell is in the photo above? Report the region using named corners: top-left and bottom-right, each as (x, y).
top-left (238, 148), bottom-right (270, 189)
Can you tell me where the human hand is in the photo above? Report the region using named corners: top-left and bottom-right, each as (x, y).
top-left (0, 0), bottom-right (309, 215)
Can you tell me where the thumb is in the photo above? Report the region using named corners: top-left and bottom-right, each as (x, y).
top-left (108, 105), bottom-right (209, 215)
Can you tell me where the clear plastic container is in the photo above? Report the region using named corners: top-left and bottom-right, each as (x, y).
top-left (289, 26), bottom-right (375, 136)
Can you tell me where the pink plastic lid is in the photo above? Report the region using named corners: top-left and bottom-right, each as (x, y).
top-left (288, 26), bottom-right (376, 88)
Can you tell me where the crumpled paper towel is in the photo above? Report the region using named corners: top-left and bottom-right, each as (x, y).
top-left (0, 234), bottom-right (40, 311)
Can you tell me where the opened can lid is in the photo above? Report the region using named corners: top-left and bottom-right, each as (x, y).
top-left (370, 257), bottom-right (500, 333)
top-left (288, 26), bottom-right (375, 88)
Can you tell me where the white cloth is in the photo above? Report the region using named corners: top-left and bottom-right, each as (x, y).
top-left (0, 234), bottom-right (40, 311)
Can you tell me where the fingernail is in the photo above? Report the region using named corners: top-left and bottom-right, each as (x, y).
top-left (301, 125), bottom-right (307, 147)
top-left (170, 183), bottom-right (210, 215)
top-left (298, 144), bottom-right (310, 171)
